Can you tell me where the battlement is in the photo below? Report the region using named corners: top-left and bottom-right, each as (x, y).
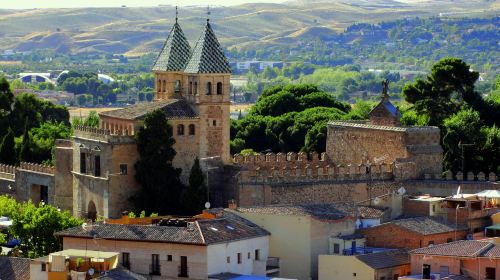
top-left (19, 162), bottom-right (55, 175)
top-left (438, 170), bottom-right (498, 182)
top-left (73, 125), bottom-right (135, 144)
top-left (0, 164), bottom-right (16, 175)
top-left (237, 161), bottom-right (394, 184)
top-left (233, 152), bottom-right (328, 166)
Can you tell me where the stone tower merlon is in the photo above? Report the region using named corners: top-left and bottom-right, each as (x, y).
top-left (326, 122), bottom-right (443, 179)
top-left (152, 21), bottom-right (192, 100)
top-left (368, 80), bottom-right (401, 127)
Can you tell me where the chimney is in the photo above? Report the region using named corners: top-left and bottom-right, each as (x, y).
top-left (228, 199), bottom-right (237, 210)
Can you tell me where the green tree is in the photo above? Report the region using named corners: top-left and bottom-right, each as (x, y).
top-left (182, 158), bottom-right (206, 215)
top-left (0, 77), bottom-right (14, 139)
top-left (403, 58), bottom-right (479, 126)
top-left (0, 128), bottom-right (16, 165)
top-left (30, 122), bottom-right (72, 164)
top-left (72, 111), bottom-right (100, 128)
top-left (132, 109), bottom-right (184, 214)
top-left (4, 197), bottom-right (82, 258)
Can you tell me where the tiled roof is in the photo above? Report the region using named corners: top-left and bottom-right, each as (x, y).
top-left (411, 240), bottom-right (492, 257)
top-left (99, 99), bottom-right (198, 120)
top-left (358, 206), bottom-right (388, 219)
top-left (0, 257), bottom-right (31, 280)
top-left (389, 217), bottom-right (462, 235)
top-left (184, 22), bottom-right (231, 74)
top-left (55, 214), bottom-right (268, 245)
top-left (236, 203), bottom-right (364, 221)
top-left (328, 121), bottom-right (440, 132)
top-left (152, 22), bottom-right (192, 72)
top-left (356, 250), bottom-right (410, 269)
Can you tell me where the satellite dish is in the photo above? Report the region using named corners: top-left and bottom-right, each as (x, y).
top-left (373, 197), bottom-right (381, 205)
top-left (88, 268), bottom-right (95, 276)
top-left (205, 202), bottom-right (211, 209)
top-left (397, 187), bottom-right (406, 195)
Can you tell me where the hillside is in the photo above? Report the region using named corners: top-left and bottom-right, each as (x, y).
top-left (0, 0), bottom-right (497, 55)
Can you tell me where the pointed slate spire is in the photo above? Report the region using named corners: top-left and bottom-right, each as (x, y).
top-left (152, 10), bottom-right (192, 72)
top-left (184, 19), bottom-right (231, 74)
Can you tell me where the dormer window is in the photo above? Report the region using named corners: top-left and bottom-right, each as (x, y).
top-left (217, 82), bottom-right (223, 95)
top-left (207, 82), bottom-right (212, 95)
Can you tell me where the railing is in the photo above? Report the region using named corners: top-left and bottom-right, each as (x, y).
top-left (342, 247), bottom-right (393, 256)
top-left (178, 265), bottom-right (188, 278)
top-left (149, 264), bottom-right (161, 276)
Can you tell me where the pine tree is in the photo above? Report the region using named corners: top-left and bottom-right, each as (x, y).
top-left (182, 158), bottom-right (206, 215)
top-left (0, 127), bottom-right (16, 165)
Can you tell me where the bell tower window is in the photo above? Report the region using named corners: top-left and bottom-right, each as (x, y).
top-left (189, 82), bottom-right (193, 94)
top-left (162, 80), bottom-right (166, 92)
top-left (189, 124), bottom-right (195, 135)
top-left (207, 82), bottom-right (212, 95)
top-left (194, 82), bottom-right (198, 95)
top-left (175, 80), bottom-right (181, 93)
top-left (177, 124), bottom-right (185, 135)
top-left (217, 82), bottom-right (223, 95)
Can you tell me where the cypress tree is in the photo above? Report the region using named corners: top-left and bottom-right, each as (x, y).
top-left (182, 158), bottom-right (206, 215)
top-left (19, 119), bottom-right (31, 162)
top-left (0, 127), bottom-right (16, 165)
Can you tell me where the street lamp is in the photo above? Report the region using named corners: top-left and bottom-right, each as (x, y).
top-left (200, 156), bottom-right (221, 209)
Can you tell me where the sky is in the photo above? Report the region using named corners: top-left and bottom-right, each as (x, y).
top-left (0, 0), bottom-right (288, 9)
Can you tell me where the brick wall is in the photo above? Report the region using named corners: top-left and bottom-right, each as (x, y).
top-left (361, 224), bottom-right (468, 250)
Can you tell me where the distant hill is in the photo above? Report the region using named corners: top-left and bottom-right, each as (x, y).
top-left (0, 0), bottom-right (497, 55)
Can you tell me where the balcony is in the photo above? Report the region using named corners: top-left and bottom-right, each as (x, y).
top-left (266, 257), bottom-right (280, 275)
top-left (178, 265), bottom-right (189, 278)
top-left (149, 264), bottom-right (161, 276)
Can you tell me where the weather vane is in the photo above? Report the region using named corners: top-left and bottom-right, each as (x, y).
top-left (175, 6), bottom-right (178, 23)
top-left (207, 5), bottom-right (211, 23)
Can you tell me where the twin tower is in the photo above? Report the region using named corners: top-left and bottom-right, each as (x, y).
top-left (151, 15), bottom-right (232, 169)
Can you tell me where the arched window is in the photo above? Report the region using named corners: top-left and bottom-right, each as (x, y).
top-left (217, 82), bottom-right (223, 95)
top-left (175, 80), bottom-right (181, 93)
top-left (189, 124), bottom-right (195, 135)
top-left (162, 80), bottom-right (166, 92)
top-left (177, 124), bottom-right (185, 135)
top-left (207, 82), bottom-right (212, 95)
top-left (189, 82), bottom-right (193, 94)
top-left (158, 79), bottom-right (161, 91)
top-left (194, 82), bottom-right (198, 95)
top-left (213, 120), bottom-right (217, 126)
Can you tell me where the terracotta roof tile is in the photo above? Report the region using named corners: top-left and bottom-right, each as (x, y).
top-left (99, 99), bottom-right (198, 120)
top-left (388, 217), bottom-right (463, 235)
top-left (411, 240), bottom-right (491, 257)
top-left (0, 257), bottom-right (31, 280)
top-left (356, 250), bottom-right (410, 269)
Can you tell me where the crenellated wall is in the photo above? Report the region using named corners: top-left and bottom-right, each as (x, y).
top-left (73, 125), bottom-right (135, 144)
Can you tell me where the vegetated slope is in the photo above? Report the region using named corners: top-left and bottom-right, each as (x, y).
top-left (0, 0), bottom-right (496, 55)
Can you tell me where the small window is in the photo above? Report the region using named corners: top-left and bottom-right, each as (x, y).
top-left (189, 82), bottom-right (193, 94)
top-left (162, 80), bottom-right (166, 92)
top-left (333, 243), bottom-right (340, 254)
top-left (237, 253), bottom-right (242, 264)
top-left (158, 79), bottom-right (161, 91)
top-left (353, 273), bottom-right (356, 277)
top-left (122, 252), bottom-right (130, 268)
top-left (486, 267), bottom-right (496, 279)
top-left (80, 152), bottom-right (86, 174)
top-left (248, 252), bottom-right (251, 259)
top-left (177, 124), bottom-right (185, 135)
top-left (194, 82), bottom-right (198, 95)
top-left (167, 255), bottom-right (172, 262)
top-left (175, 80), bottom-right (181, 93)
top-left (255, 249), bottom-right (260, 261)
top-left (217, 82), bottom-right (223, 95)
top-left (447, 238), bottom-right (453, 243)
top-left (227, 257), bottom-right (230, 263)
top-left (207, 82), bottom-right (212, 95)
top-left (213, 120), bottom-right (217, 127)
top-left (428, 240), bottom-right (434, 246)
top-left (94, 155), bottom-right (101, 177)
top-left (41, 263), bottom-right (46, 271)
top-left (120, 164), bottom-right (128, 175)
top-left (189, 124), bottom-right (195, 135)
top-left (432, 204), bottom-right (436, 212)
